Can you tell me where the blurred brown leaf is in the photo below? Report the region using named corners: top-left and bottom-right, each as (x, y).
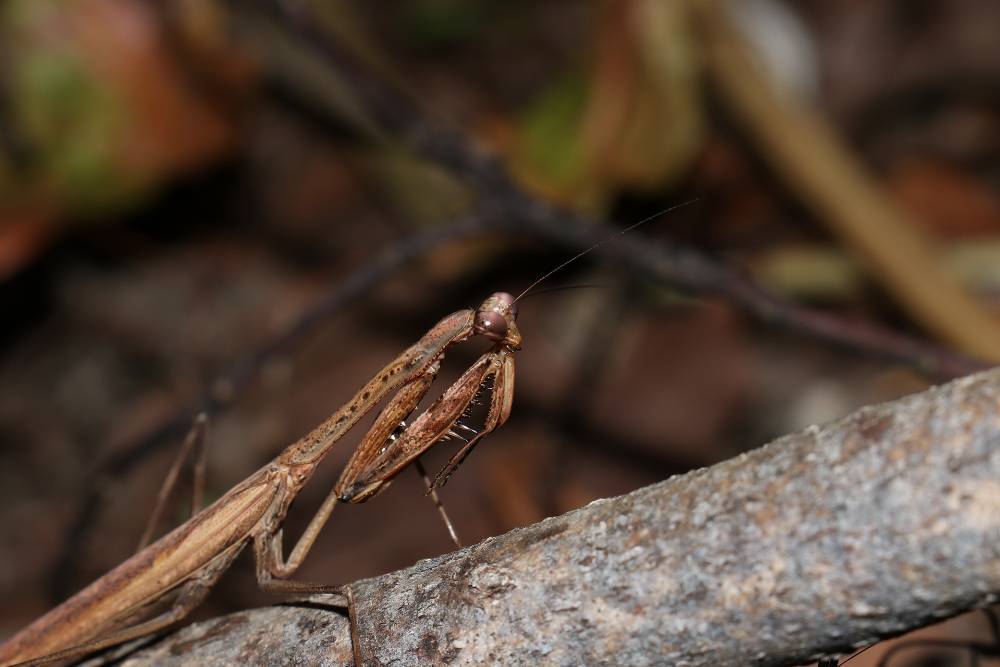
top-left (888, 158), bottom-right (1000, 237)
top-left (0, 0), bottom-right (249, 264)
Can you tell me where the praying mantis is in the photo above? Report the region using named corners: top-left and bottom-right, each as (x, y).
top-left (0, 291), bottom-right (520, 666)
top-left (0, 205), bottom-right (682, 666)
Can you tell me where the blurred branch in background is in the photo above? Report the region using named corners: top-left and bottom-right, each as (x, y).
top-left (235, 0), bottom-right (990, 377)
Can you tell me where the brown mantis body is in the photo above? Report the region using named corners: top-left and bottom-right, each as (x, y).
top-left (0, 292), bottom-right (520, 667)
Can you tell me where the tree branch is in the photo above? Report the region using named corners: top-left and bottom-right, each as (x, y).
top-left (120, 367), bottom-right (1000, 666)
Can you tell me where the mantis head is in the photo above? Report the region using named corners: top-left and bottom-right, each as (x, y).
top-left (474, 292), bottom-right (521, 349)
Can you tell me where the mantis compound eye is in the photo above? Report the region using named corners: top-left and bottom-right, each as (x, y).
top-left (475, 310), bottom-right (508, 341)
top-left (475, 292), bottom-right (518, 341)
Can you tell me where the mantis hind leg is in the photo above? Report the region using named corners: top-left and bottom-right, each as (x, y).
top-left (136, 413), bottom-right (210, 551)
top-left (253, 528), bottom-right (348, 606)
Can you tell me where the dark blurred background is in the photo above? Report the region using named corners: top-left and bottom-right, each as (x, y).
top-left (1, 1), bottom-right (998, 665)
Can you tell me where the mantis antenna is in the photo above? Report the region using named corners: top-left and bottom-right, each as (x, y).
top-left (513, 198), bottom-right (700, 303)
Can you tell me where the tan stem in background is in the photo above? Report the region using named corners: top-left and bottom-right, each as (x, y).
top-left (693, 0), bottom-right (1000, 361)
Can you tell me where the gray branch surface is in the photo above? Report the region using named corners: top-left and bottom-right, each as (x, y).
top-left (122, 369), bottom-right (1000, 666)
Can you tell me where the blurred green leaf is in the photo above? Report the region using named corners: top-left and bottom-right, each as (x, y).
top-left (4, 0), bottom-right (148, 214)
top-left (401, 0), bottom-right (489, 48)
top-left (516, 73), bottom-right (588, 195)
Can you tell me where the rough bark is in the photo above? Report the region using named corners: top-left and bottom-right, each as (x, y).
top-left (120, 368), bottom-right (1000, 666)
top-left (110, 604), bottom-right (354, 666)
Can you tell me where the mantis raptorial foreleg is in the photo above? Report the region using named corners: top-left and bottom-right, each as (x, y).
top-left (251, 333), bottom-right (518, 596)
top-left (335, 342), bottom-right (516, 503)
top-left (253, 342), bottom-right (500, 587)
top-left (432, 348), bottom-right (515, 489)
